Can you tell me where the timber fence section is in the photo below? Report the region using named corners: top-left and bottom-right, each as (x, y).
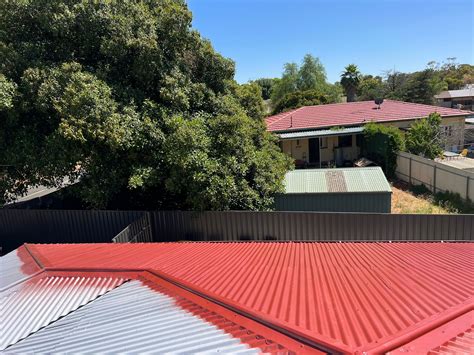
top-left (396, 151), bottom-right (474, 200)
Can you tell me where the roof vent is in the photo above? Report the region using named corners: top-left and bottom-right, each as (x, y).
top-left (374, 98), bottom-right (384, 109)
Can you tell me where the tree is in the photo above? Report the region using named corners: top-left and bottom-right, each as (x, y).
top-left (234, 82), bottom-right (265, 120)
top-left (340, 64), bottom-right (361, 102)
top-left (271, 63), bottom-right (299, 103)
top-left (405, 113), bottom-right (443, 159)
top-left (357, 75), bottom-right (384, 101)
top-left (298, 54), bottom-right (327, 92)
top-left (272, 90), bottom-right (329, 114)
top-left (403, 69), bottom-right (447, 104)
top-left (252, 78), bottom-right (278, 100)
top-left (382, 69), bottom-right (410, 100)
top-left (271, 54), bottom-right (341, 110)
top-left (362, 122), bottom-right (405, 177)
top-left (0, 0), bottom-right (292, 210)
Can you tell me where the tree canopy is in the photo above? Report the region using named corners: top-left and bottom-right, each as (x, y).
top-left (270, 54), bottom-right (342, 113)
top-left (340, 59), bottom-right (473, 105)
top-left (252, 78), bottom-right (279, 100)
top-left (0, 0), bottom-right (292, 209)
top-left (272, 90), bottom-right (329, 114)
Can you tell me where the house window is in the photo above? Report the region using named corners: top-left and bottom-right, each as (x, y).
top-left (356, 134), bottom-right (364, 147)
top-left (320, 137), bottom-right (328, 148)
top-left (338, 135), bottom-right (352, 148)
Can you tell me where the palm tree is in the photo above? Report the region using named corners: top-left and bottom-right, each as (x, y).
top-left (340, 64), bottom-right (361, 102)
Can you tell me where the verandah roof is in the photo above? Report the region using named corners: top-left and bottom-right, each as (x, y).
top-left (277, 126), bottom-right (364, 140)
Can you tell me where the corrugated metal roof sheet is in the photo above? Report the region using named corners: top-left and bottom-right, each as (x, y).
top-left (265, 99), bottom-right (469, 132)
top-left (0, 246), bottom-right (41, 291)
top-left (430, 328), bottom-right (474, 354)
top-left (435, 86), bottom-right (474, 99)
top-left (25, 242), bottom-right (474, 353)
top-left (283, 167), bottom-right (392, 194)
top-left (389, 310), bottom-right (474, 354)
top-left (5, 280), bottom-right (261, 354)
top-left (0, 275), bottom-right (125, 350)
top-left (278, 126), bottom-right (364, 139)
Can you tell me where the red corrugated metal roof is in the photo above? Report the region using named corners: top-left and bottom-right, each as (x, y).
top-left (139, 272), bottom-right (316, 354)
top-left (389, 310), bottom-right (474, 354)
top-left (265, 100), bottom-right (470, 132)
top-left (23, 242), bottom-right (474, 354)
top-left (2, 249), bottom-right (316, 354)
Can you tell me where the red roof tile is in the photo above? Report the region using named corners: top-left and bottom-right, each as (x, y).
top-left (23, 242), bottom-right (474, 354)
top-left (265, 100), bottom-right (470, 132)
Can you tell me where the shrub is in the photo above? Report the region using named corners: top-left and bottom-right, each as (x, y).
top-left (405, 113), bottom-right (443, 159)
top-left (434, 191), bottom-right (474, 214)
top-left (361, 122), bottom-right (405, 177)
top-left (409, 184), bottom-right (431, 196)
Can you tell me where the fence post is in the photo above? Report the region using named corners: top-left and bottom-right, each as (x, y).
top-left (433, 165), bottom-right (437, 193)
top-left (467, 176), bottom-right (470, 201)
top-left (408, 157), bottom-right (412, 185)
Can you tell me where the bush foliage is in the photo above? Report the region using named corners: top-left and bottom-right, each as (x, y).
top-left (0, 0), bottom-right (292, 209)
top-left (272, 90), bottom-right (329, 114)
top-left (362, 122), bottom-right (405, 177)
top-left (405, 113), bottom-right (443, 159)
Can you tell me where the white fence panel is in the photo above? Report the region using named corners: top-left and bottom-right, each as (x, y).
top-left (396, 152), bottom-right (474, 200)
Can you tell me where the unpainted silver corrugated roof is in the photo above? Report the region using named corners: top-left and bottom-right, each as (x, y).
top-left (283, 167), bottom-right (392, 194)
top-left (0, 247), bottom-right (41, 291)
top-left (435, 86), bottom-right (474, 99)
top-left (5, 280), bottom-right (259, 354)
top-left (0, 276), bottom-right (126, 350)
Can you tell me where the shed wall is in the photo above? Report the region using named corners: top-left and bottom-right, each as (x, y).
top-left (274, 192), bottom-right (391, 213)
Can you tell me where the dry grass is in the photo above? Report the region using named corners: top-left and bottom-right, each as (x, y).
top-left (391, 181), bottom-right (452, 214)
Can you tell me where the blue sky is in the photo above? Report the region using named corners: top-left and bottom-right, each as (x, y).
top-left (187, 0), bottom-right (473, 83)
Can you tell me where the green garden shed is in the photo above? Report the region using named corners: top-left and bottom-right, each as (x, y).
top-left (275, 167), bottom-right (392, 213)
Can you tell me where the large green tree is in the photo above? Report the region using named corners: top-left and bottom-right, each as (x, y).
top-left (0, 0), bottom-right (291, 209)
top-left (357, 75), bottom-right (384, 101)
top-left (252, 78), bottom-right (279, 100)
top-left (403, 69), bottom-right (447, 104)
top-left (271, 54), bottom-right (342, 110)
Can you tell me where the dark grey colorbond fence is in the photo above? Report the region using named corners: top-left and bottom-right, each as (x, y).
top-left (0, 209), bottom-right (144, 254)
top-left (150, 211), bottom-right (474, 242)
top-left (1, 209), bottom-right (472, 254)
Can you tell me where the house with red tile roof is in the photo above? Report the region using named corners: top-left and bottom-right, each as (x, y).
top-left (265, 100), bottom-right (471, 168)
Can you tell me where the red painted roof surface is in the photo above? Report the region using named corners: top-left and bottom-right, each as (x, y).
top-left (265, 100), bottom-right (470, 132)
top-left (22, 242), bottom-right (474, 354)
top-left (389, 310), bottom-right (474, 354)
top-left (3, 246), bottom-right (315, 354)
